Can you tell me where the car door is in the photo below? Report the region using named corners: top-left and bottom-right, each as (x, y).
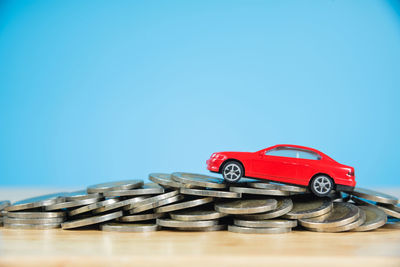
top-left (296, 150), bottom-right (321, 183)
top-left (252, 147), bottom-right (298, 182)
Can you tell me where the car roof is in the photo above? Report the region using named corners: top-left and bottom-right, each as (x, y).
top-left (274, 144), bottom-right (320, 153)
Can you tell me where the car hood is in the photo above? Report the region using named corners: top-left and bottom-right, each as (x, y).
top-left (216, 151), bottom-right (255, 158)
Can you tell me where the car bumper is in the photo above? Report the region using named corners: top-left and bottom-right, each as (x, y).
top-left (336, 184), bottom-right (355, 192)
top-left (206, 158), bottom-right (223, 172)
top-left (335, 175), bottom-right (356, 188)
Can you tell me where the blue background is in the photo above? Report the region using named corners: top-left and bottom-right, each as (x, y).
top-left (1, 0), bottom-right (399, 187)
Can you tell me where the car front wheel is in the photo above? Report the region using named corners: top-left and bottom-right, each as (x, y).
top-left (310, 175), bottom-right (334, 197)
top-left (221, 161), bottom-right (243, 183)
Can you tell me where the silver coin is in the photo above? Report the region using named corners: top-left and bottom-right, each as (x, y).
top-left (157, 218), bottom-right (218, 228)
top-left (236, 198), bottom-right (293, 220)
top-left (229, 186), bottom-right (290, 196)
top-left (247, 182), bottom-right (277, 190)
top-left (0, 200), bottom-right (11, 211)
top-left (101, 222), bottom-right (159, 232)
top-left (148, 173), bottom-right (195, 189)
top-left (4, 223), bottom-right (61, 230)
top-left (353, 206), bottom-right (387, 232)
top-left (352, 197), bottom-right (400, 219)
top-left (123, 190), bottom-right (180, 210)
top-left (215, 199), bottom-right (277, 214)
top-left (283, 196), bottom-right (333, 219)
top-left (104, 183), bottom-right (165, 197)
top-left (5, 211), bottom-right (66, 219)
top-left (270, 182), bottom-right (308, 193)
top-left (180, 188), bottom-right (241, 199)
top-left (87, 180), bottom-right (144, 194)
top-left (4, 217), bottom-right (65, 224)
top-left (174, 225), bottom-right (227, 232)
top-left (118, 212), bottom-right (164, 222)
top-left (383, 203), bottom-right (400, 212)
top-left (234, 219), bottom-right (297, 228)
top-left (61, 210), bottom-right (123, 229)
top-left (306, 209), bottom-right (366, 233)
top-left (5, 193), bottom-right (67, 212)
top-left (68, 198), bottom-right (119, 216)
top-left (248, 182), bottom-right (306, 193)
top-left (171, 172), bottom-right (226, 189)
top-left (228, 225), bottom-right (291, 234)
top-left (377, 203), bottom-right (400, 219)
top-left (299, 202), bottom-right (360, 229)
top-left (379, 203), bottom-right (400, 213)
top-left (45, 197), bottom-right (101, 211)
top-left (65, 190), bottom-right (102, 201)
top-left (127, 195), bottom-right (184, 214)
top-left (93, 196), bottom-right (147, 214)
top-left (347, 187), bottom-right (398, 205)
top-left (155, 197), bottom-right (214, 213)
top-left (384, 219), bottom-right (400, 229)
top-left (170, 209), bottom-right (227, 221)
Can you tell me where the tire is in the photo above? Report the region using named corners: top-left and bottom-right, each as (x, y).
top-left (221, 161), bottom-right (244, 183)
top-left (310, 175), bottom-right (334, 197)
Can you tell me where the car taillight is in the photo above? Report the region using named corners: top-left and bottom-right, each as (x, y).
top-left (348, 170), bottom-right (354, 176)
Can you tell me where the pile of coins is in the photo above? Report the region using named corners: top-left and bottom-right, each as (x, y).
top-left (0, 200), bottom-right (11, 226)
top-left (0, 172), bottom-right (399, 233)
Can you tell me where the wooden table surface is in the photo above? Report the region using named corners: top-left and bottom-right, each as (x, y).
top-left (1, 188), bottom-right (400, 267)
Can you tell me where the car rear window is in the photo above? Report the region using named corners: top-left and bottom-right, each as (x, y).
top-left (298, 150), bottom-right (320, 160)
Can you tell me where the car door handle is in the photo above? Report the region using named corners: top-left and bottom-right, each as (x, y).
top-left (282, 161), bottom-right (297, 165)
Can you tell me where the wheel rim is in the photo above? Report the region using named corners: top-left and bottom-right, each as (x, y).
top-left (223, 163), bottom-right (241, 182)
top-left (313, 176), bottom-right (332, 195)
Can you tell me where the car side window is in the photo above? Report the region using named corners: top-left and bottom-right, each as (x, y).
top-left (265, 148), bottom-right (297, 158)
top-left (298, 150), bottom-right (320, 160)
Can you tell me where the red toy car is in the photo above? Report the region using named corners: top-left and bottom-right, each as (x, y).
top-left (206, 144), bottom-right (355, 197)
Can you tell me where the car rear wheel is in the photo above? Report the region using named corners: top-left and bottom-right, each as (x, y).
top-left (310, 175), bottom-right (334, 197)
top-left (221, 161), bottom-right (243, 183)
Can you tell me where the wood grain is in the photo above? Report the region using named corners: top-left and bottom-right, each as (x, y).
top-left (0, 188), bottom-right (399, 267)
top-left (1, 227), bottom-right (400, 267)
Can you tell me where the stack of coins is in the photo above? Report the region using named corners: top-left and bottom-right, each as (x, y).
top-left (64, 180), bottom-right (147, 231)
top-left (4, 211), bottom-right (66, 229)
top-left (217, 199), bottom-right (296, 234)
top-left (1, 173), bottom-right (398, 234)
top-left (153, 172), bottom-right (233, 232)
top-left (0, 200), bottom-right (11, 226)
top-left (3, 193), bottom-right (68, 229)
top-left (297, 202), bottom-right (365, 232)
